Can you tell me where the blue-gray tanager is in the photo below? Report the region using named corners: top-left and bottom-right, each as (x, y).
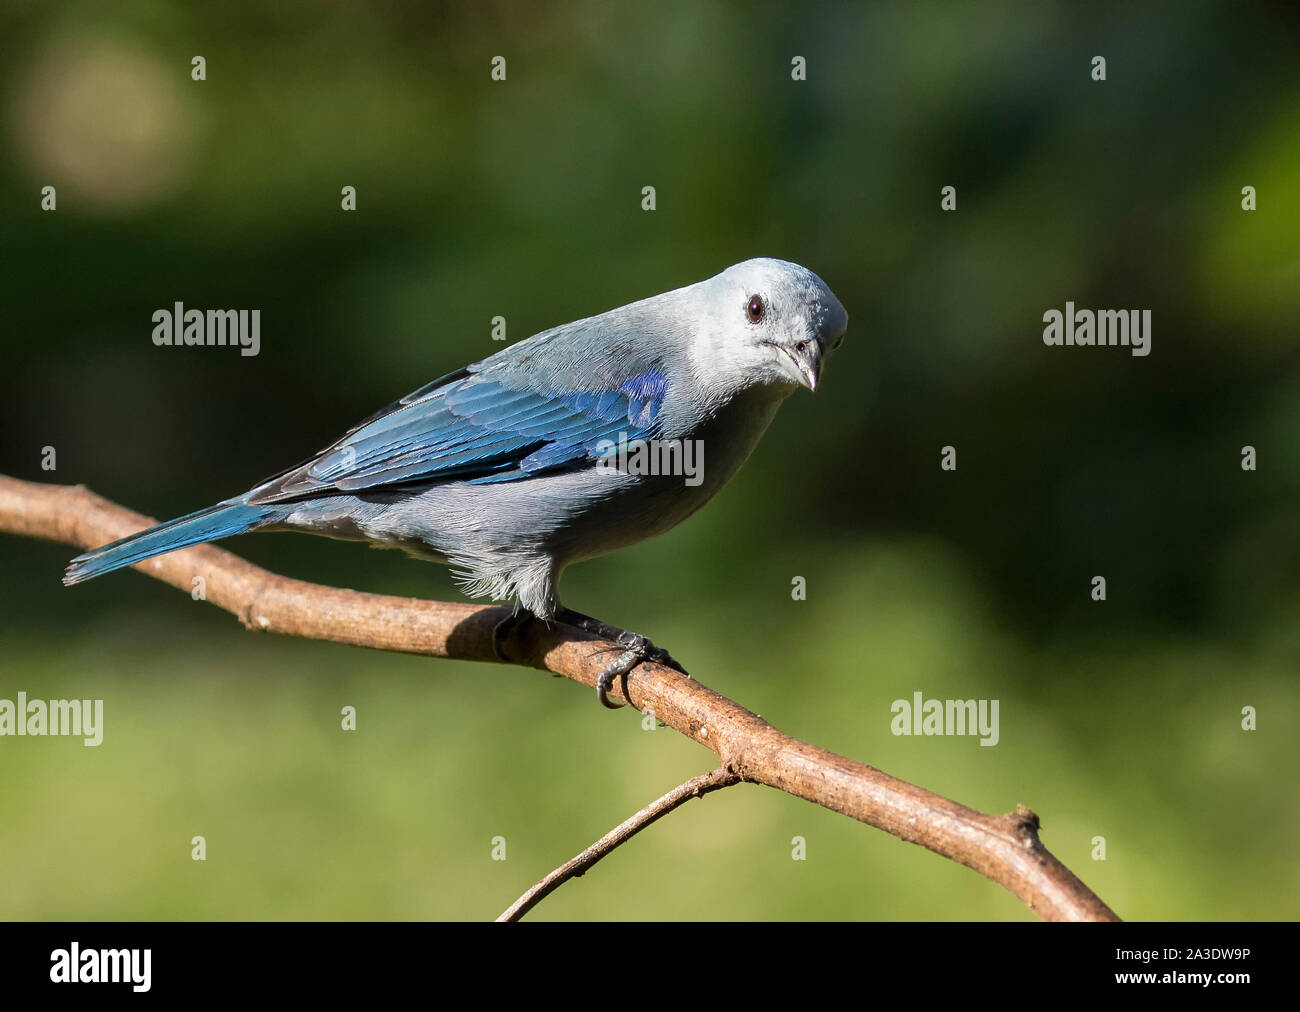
top-left (65, 258), bottom-right (848, 705)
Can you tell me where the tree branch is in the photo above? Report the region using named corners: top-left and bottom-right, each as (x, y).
top-left (497, 767), bottom-right (741, 921)
top-left (0, 475), bottom-right (1120, 921)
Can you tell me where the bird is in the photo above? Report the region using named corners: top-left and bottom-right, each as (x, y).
top-left (64, 258), bottom-right (848, 706)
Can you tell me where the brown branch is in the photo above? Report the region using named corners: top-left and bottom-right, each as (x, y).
top-left (497, 767), bottom-right (741, 922)
top-left (0, 475), bottom-right (1120, 922)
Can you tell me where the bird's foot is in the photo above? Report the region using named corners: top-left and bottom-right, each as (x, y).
top-left (555, 608), bottom-right (687, 709)
top-left (492, 608), bottom-right (534, 663)
top-left (594, 632), bottom-right (686, 709)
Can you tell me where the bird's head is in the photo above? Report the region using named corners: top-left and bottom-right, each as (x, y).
top-left (688, 258), bottom-right (848, 396)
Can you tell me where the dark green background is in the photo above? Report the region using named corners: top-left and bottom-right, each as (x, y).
top-left (1, 1), bottom-right (1296, 919)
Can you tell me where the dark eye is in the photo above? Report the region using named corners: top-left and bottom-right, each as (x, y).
top-left (746, 295), bottom-right (765, 323)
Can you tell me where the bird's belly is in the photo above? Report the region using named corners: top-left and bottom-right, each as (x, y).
top-left (311, 385), bottom-right (789, 569)
top-left (532, 384), bottom-right (791, 564)
top-left (548, 471), bottom-right (722, 563)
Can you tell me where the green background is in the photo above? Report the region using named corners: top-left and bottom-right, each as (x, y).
top-left (1, 1), bottom-right (1296, 920)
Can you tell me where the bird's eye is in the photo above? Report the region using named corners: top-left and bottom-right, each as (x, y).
top-left (746, 295), bottom-right (766, 323)
top-left (795, 340), bottom-right (807, 353)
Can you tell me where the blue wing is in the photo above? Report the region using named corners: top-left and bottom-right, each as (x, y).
top-left (250, 368), bottom-right (668, 503)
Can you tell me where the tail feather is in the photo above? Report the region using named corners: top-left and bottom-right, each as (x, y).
top-left (63, 501), bottom-right (280, 586)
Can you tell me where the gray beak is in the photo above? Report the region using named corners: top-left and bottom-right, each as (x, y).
top-left (784, 342), bottom-right (822, 392)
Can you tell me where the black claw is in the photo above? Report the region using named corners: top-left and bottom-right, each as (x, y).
top-left (645, 644), bottom-right (687, 675)
top-left (593, 634), bottom-right (688, 708)
top-left (596, 652), bottom-right (636, 709)
top-left (553, 608), bottom-right (688, 708)
top-left (492, 609), bottom-right (532, 662)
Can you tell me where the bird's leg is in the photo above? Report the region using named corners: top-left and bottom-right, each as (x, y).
top-left (554, 608), bottom-right (688, 709)
top-left (492, 608), bottom-right (535, 663)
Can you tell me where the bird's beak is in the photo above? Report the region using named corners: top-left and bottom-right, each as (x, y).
top-left (781, 343), bottom-right (821, 392)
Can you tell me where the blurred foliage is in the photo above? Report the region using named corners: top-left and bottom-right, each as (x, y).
top-left (0, 1), bottom-right (1296, 920)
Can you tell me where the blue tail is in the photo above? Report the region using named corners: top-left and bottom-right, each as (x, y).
top-left (63, 501), bottom-right (281, 586)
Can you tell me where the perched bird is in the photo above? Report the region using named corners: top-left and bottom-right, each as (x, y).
top-left (65, 258), bottom-right (848, 705)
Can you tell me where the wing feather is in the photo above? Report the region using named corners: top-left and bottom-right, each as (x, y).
top-left (248, 367), bottom-right (666, 504)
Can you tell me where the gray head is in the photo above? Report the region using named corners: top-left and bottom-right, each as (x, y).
top-left (682, 258), bottom-right (848, 395)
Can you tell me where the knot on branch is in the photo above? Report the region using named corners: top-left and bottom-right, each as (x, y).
top-left (991, 803), bottom-right (1043, 851)
top-left (239, 578), bottom-right (277, 631)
